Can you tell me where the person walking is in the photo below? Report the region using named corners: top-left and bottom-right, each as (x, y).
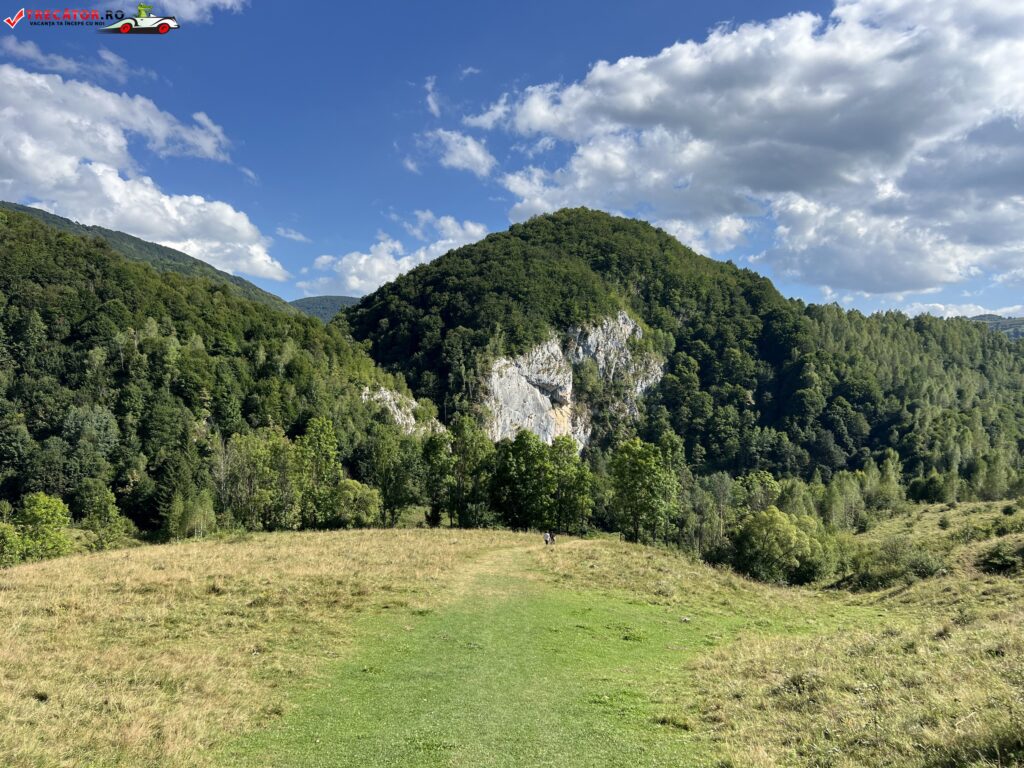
top-left (543, 532), bottom-right (551, 546)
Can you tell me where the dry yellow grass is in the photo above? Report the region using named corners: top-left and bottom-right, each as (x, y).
top-left (690, 530), bottom-right (1024, 768)
top-left (0, 529), bottom-right (515, 768)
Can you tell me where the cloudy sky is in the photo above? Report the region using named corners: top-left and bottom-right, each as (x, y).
top-left (1, 0), bottom-right (1023, 317)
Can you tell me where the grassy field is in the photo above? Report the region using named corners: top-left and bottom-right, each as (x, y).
top-left (2, 504), bottom-right (1023, 767)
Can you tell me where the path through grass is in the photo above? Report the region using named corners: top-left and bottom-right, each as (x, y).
top-left (222, 542), bottom-right (748, 767)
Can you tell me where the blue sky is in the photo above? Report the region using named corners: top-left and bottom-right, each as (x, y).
top-left (2, 0), bottom-right (1023, 317)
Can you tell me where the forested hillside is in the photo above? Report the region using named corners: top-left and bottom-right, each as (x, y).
top-left (3, 206), bottom-right (1022, 591)
top-left (348, 208), bottom-right (1024, 493)
top-left (0, 209), bottom-right (430, 547)
top-left (0, 202), bottom-right (290, 311)
top-left (291, 295), bottom-right (360, 322)
top-left (973, 314), bottom-right (1024, 341)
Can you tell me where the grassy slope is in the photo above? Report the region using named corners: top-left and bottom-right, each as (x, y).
top-left (3, 511), bottom-right (1023, 768)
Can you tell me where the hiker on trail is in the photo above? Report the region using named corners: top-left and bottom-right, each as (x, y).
top-left (543, 532), bottom-right (551, 546)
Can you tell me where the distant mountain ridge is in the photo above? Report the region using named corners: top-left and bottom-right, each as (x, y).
top-left (972, 314), bottom-right (1024, 341)
top-left (0, 201), bottom-right (291, 311)
top-left (291, 295), bottom-right (360, 322)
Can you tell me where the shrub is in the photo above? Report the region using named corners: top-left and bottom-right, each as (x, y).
top-left (75, 479), bottom-right (133, 550)
top-left (1003, 504), bottom-right (1017, 516)
top-left (0, 522), bottom-right (24, 568)
top-left (15, 493), bottom-right (72, 561)
top-left (733, 506), bottom-right (837, 585)
top-left (844, 535), bottom-right (945, 591)
top-left (976, 541), bottom-right (1024, 575)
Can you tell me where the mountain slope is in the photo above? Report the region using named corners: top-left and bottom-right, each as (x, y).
top-left (291, 295), bottom-right (359, 322)
top-left (346, 208), bottom-right (1024, 486)
top-left (0, 208), bottom-right (416, 530)
top-left (973, 313), bottom-right (1024, 341)
top-left (0, 201), bottom-right (291, 311)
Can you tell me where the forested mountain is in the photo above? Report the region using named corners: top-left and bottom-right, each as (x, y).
top-left (3, 205), bottom-right (1022, 588)
top-left (0, 208), bottom-right (429, 538)
top-left (973, 314), bottom-right (1024, 341)
top-left (291, 295), bottom-right (360, 322)
top-left (0, 202), bottom-right (290, 311)
top-left (347, 208), bottom-right (1024, 493)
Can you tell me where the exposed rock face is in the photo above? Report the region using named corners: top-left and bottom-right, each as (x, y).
top-left (361, 386), bottom-right (440, 435)
top-left (483, 311), bottom-right (663, 447)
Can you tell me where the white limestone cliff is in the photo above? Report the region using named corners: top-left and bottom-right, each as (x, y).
top-left (482, 311), bottom-right (663, 447)
top-left (360, 386), bottom-right (441, 435)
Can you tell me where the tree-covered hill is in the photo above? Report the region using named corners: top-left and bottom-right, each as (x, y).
top-left (973, 314), bottom-right (1024, 341)
top-left (0, 201), bottom-right (291, 311)
top-left (291, 295), bottom-right (360, 322)
top-left (0, 208), bottom-right (421, 534)
top-left (346, 208), bottom-right (1024, 491)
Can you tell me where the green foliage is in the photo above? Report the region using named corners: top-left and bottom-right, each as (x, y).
top-left (0, 521), bottom-right (23, 567)
top-left (845, 535), bottom-right (946, 590)
top-left (75, 478), bottom-right (133, 550)
top-left (290, 295), bottom-right (358, 323)
top-left (732, 506), bottom-right (837, 584)
top-left (0, 202), bottom-right (289, 310)
top-left (0, 209), bottom-right (415, 536)
top-left (491, 431), bottom-right (556, 531)
top-left (15, 492), bottom-right (71, 561)
top-left (610, 438), bottom-right (678, 543)
top-left (976, 540), bottom-right (1024, 575)
top-left (355, 422), bottom-right (423, 525)
top-left (347, 209), bottom-right (1024, 494)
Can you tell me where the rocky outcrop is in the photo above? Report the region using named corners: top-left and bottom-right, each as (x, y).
top-left (483, 311), bottom-right (663, 447)
top-left (360, 386), bottom-right (441, 435)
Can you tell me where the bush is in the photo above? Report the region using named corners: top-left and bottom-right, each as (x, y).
top-left (75, 479), bottom-right (133, 550)
top-left (16, 493), bottom-right (72, 561)
top-left (1003, 504), bottom-right (1017, 516)
top-left (0, 522), bottom-right (24, 568)
top-left (976, 541), bottom-right (1024, 575)
top-left (732, 506), bottom-right (837, 585)
top-left (844, 535), bottom-right (945, 591)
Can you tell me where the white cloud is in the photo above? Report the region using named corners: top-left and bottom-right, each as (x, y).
top-left (402, 156), bottom-right (420, 174)
top-left (298, 211), bottom-right (487, 295)
top-left (904, 302), bottom-right (1024, 318)
top-left (161, 0), bottom-right (247, 22)
top-left (0, 39), bottom-right (152, 84)
top-left (471, 0), bottom-right (1024, 294)
top-left (425, 75), bottom-right (441, 118)
top-left (276, 226), bottom-right (310, 243)
top-left (461, 66), bottom-right (482, 79)
top-left (0, 64), bottom-right (287, 281)
top-left (428, 129), bottom-right (497, 178)
top-left (463, 94), bottom-right (510, 130)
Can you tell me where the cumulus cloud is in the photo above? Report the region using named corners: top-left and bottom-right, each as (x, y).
top-left (461, 66), bottom-right (482, 79)
top-left (298, 211), bottom-right (487, 295)
top-left (425, 75), bottom-right (441, 118)
top-left (276, 226), bottom-right (310, 243)
top-left (0, 64), bottom-right (287, 280)
top-left (428, 129), bottom-right (497, 177)
top-left (467, 0), bottom-right (1024, 292)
